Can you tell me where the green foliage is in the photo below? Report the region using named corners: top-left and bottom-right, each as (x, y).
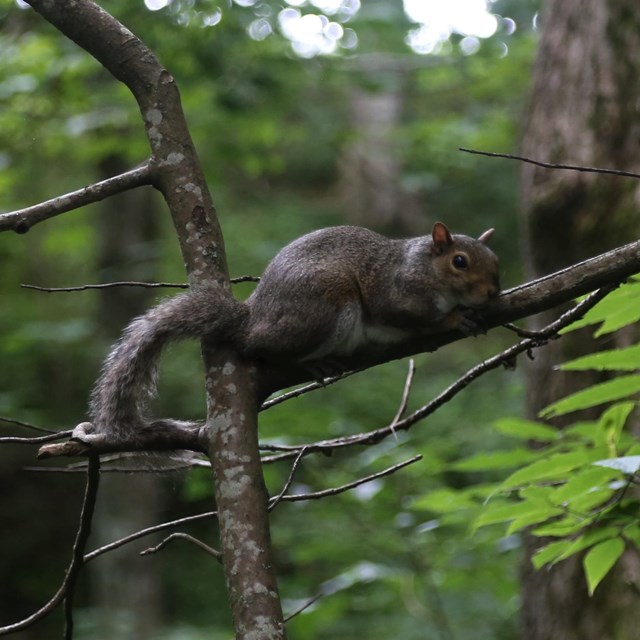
top-left (1, 0), bottom-right (540, 637)
top-left (461, 282), bottom-right (640, 596)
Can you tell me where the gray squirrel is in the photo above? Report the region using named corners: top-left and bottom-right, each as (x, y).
top-left (72, 222), bottom-right (500, 447)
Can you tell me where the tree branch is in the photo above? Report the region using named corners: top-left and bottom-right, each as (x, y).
top-left (257, 239), bottom-right (640, 397)
top-left (259, 285), bottom-right (616, 463)
top-left (459, 147), bottom-right (640, 179)
top-left (35, 241), bottom-right (637, 461)
top-left (140, 532), bottom-right (222, 561)
top-left (0, 164), bottom-right (153, 233)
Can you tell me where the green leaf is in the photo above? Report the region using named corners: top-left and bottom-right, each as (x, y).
top-left (561, 280), bottom-right (640, 336)
top-left (506, 510), bottom-right (560, 535)
top-left (533, 516), bottom-right (595, 538)
top-left (532, 540), bottom-right (573, 569)
top-left (551, 528), bottom-right (620, 568)
top-left (595, 298), bottom-right (640, 336)
top-left (450, 447), bottom-right (537, 472)
top-left (598, 402), bottom-right (635, 453)
top-left (473, 500), bottom-right (562, 531)
top-left (561, 344), bottom-right (640, 372)
top-left (583, 537), bottom-right (625, 595)
top-left (623, 523), bottom-right (640, 547)
top-left (549, 466), bottom-right (619, 506)
top-left (540, 375), bottom-right (640, 419)
top-left (493, 417), bottom-right (559, 442)
top-left (499, 451), bottom-right (589, 490)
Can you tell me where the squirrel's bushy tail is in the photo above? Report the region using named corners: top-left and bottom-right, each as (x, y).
top-left (89, 286), bottom-right (249, 442)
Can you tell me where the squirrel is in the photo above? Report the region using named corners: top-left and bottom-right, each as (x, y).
top-left (72, 222), bottom-right (500, 447)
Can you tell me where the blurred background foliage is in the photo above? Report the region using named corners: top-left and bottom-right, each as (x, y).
top-left (1, 0), bottom-right (540, 637)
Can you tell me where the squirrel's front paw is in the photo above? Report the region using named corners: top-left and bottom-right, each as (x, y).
top-left (451, 308), bottom-right (486, 336)
top-left (72, 422), bottom-right (108, 446)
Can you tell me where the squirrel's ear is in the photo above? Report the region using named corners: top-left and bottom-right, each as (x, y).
top-left (432, 222), bottom-right (453, 249)
top-left (477, 228), bottom-right (494, 244)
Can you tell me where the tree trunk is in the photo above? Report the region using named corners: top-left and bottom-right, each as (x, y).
top-left (519, 2), bottom-right (640, 638)
top-left (339, 84), bottom-right (422, 233)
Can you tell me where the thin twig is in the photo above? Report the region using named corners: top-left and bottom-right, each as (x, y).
top-left (20, 275), bottom-right (258, 293)
top-left (0, 455), bottom-right (100, 636)
top-left (459, 148), bottom-right (640, 179)
top-left (272, 455), bottom-right (422, 503)
top-left (0, 431), bottom-right (72, 445)
top-left (140, 532), bottom-right (222, 561)
top-left (261, 369), bottom-right (363, 411)
top-left (0, 416), bottom-right (59, 434)
top-left (21, 282), bottom-right (188, 292)
top-left (0, 163), bottom-right (153, 233)
top-left (390, 359), bottom-right (416, 434)
top-left (64, 455), bottom-right (100, 639)
top-left (83, 511), bottom-right (217, 563)
top-left (502, 322), bottom-right (541, 339)
top-left (269, 447), bottom-right (308, 512)
top-left (82, 456), bottom-right (422, 563)
top-left (283, 592), bottom-right (325, 622)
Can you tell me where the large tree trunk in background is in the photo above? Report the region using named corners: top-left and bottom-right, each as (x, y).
top-left (520, 2), bottom-right (640, 639)
top-left (339, 85), bottom-right (422, 233)
top-left (91, 155), bottom-right (164, 638)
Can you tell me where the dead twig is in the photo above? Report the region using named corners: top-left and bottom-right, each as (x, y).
top-left (0, 456), bottom-right (100, 637)
top-left (140, 533), bottom-right (222, 561)
top-left (0, 164), bottom-right (152, 234)
top-left (459, 148), bottom-right (640, 179)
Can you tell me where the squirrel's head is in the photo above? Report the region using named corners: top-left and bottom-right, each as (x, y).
top-left (431, 221), bottom-right (501, 308)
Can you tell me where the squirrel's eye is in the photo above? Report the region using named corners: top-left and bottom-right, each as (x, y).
top-left (452, 254), bottom-right (468, 270)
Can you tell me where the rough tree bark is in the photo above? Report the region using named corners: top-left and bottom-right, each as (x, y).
top-left (339, 84), bottom-right (421, 233)
top-left (520, 2), bottom-right (640, 639)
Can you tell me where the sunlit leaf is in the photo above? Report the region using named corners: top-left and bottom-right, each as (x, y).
top-left (540, 376), bottom-right (640, 419)
top-left (532, 540), bottom-right (573, 569)
top-left (474, 500), bottom-right (562, 531)
top-left (598, 402), bottom-right (635, 453)
top-left (561, 280), bottom-right (640, 335)
top-left (583, 537), bottom-right (625, 595)
top-left (499, 451), bottom-right (589, 490)
top-left (549, 466), bottom-right (620, 506)
top-left (533, 516), bottom-right (594, 538)
top-left (561, 344), bottom-right (640, 371)
top-left (451, 447), bottom-right (537, 472)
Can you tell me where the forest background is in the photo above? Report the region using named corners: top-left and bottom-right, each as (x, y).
top-left (0, 0), bottom-right (583, 638)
